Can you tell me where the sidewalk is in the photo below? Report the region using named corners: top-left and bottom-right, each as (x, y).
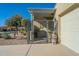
top-left (0, 44), bottom-right (78, 56)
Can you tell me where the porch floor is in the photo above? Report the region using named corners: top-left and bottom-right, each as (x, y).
top-left (0, 44), bottom-right (78, 56)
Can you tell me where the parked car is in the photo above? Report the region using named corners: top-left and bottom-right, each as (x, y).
top-left (0, 32), bottom-right (11, 39)
top-left (2, 33), bottom-right (11, 39)
top-left (0, 33), bottom-right (3, 38)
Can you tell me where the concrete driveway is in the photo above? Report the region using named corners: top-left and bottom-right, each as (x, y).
top-left (0, 44), bottom-right (30, 56)
top-left (27, 44), bottom-right (79, 56)
top-left (0, 44), bottom-right (78, 56)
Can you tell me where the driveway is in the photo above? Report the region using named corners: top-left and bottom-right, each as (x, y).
top-left (27, 44), bottom-right (79, 56)
top-left (0, 44), bottom-right (78, 56)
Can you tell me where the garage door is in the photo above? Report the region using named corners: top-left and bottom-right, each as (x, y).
top-left (61, 7), bottom-right (79, 54)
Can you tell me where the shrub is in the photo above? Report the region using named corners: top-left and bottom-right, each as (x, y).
top-left (20, 29), bottom-right (26, 35)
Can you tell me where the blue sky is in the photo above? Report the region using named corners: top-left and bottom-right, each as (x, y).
top-left (0, 3), bottom-right (56, 26)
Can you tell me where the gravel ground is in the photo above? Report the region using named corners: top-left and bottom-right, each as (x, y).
top-left (0, 38), bottom-right (27, 45)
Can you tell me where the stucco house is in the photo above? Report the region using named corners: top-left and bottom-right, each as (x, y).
top-left (28, 3), bottom-right (79, 54)
top-left (0, 3), bottom-right (79, 56)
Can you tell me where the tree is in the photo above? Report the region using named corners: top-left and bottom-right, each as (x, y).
top-left (5, 14), bottom-right (31, 32)
top-left (11, 14), bottom-right (22, 27)
top-left (5, 14), bottom-right (22, 29)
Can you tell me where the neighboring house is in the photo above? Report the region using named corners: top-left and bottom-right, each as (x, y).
top-left (55, 3), bottom-right (79, 54)
top-left (0, 26), bottom-right (17, 32)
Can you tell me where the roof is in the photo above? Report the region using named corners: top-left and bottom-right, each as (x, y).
top-left (29, 8), bottom-right (56, 20)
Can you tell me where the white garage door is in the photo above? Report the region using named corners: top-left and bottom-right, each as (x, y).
top-left (61, 7), bottom-right (79, 54)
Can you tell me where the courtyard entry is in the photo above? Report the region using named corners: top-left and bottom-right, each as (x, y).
top-left (28, 8), bottom-right (56, 44)
top-left (32, 20), bottom-right (54, 44)
top-left (33, 20), bottom-right (48, 43)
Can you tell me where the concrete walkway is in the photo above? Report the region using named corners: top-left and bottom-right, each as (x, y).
top-left (0, 44), bottom-right (78, 56)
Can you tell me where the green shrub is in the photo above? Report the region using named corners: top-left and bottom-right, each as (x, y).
top-left (20, 29), bottom-right (26, 35)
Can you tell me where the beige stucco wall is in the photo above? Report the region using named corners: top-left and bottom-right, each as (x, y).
top-left (55, 3), bottom-right (74, 16)
top-left (55, 3), bottom-right (79, 54)
top-left (55, 3), bottom-right (74, 42)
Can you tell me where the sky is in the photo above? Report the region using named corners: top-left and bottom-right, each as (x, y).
top-left (0, 3), bottom-right (56, 26)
